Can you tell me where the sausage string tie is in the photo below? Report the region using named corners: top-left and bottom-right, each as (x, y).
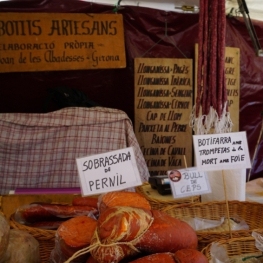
top-left (64, 215), bottom-right (154, 263)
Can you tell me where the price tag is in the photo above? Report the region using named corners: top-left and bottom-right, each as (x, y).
top-left (76, 147), bottom-right (142, 196)
top-left (168, 167), bottom-right (211, 198)
top-left (193, 131), bottom-right (251, 171)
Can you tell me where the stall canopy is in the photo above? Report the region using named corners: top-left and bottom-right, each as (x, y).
top-left (91, 0), bottom-right (263, 21)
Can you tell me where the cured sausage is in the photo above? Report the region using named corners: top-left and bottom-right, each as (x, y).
top-left (90, 206), bottom-right (153, 263)
top-left (72, 196), bottom-right (99, 209)
top-left (98, 191), bottom-right (151, 213)
top-left (50, 215), bottom-right (97, 263)
top-left (14, 203), bottom-right (98, 224)
top-left (89, 207), bottom-right (198, 263)
top-left (136, 209), bottom-right (198, 253)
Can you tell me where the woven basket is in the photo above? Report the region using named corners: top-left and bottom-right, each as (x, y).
top-left (202, 230), bottom-right (263, 262)
top-left (9, 214), bottom-right (56, 263)
top-left (135, 183), bottom-right (200, 210)
top-left (0, 194), bottom-right (84, 263)
top-left (162, 200), bottom-right (263, 251)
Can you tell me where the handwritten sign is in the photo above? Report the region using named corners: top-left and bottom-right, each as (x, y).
top-left (0, 13), bottom-right (126, 72)
top-left (76, 147), bottom-right (142, 196)
top-left (193, 131), bottom-right (251, 171)
top-left (168, 167), bottom-right (211, 198)
top-left (134, 58), bottom-right (193, 176)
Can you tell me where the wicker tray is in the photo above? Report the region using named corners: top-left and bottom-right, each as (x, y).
top-left (162, 200), bottom-right (263, 251)
top-left (202, 230), bottom-right (263, 262)
top-left (135, 183), bottom-right (201, 210)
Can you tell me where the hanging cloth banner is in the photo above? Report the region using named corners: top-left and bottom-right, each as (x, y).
top-left (134, 58), bottom-right (193, 176)
top-left (0, 13), bottom-right (126, 72)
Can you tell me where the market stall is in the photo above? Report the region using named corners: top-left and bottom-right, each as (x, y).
top-left (1, 0), bottom-right (263, 262)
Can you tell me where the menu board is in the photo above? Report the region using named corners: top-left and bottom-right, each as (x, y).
top-left (134, 58), bottom-right (193, 176)
top-left (0, 13), bottom-right (126, 72)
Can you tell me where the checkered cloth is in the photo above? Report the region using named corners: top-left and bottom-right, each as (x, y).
top-left (0, 107), bottom-right (149, 195)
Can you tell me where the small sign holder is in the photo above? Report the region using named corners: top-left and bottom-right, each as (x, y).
top-left (193, 131), bottom-right (251, 237)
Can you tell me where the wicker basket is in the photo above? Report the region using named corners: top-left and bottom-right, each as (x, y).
top-left (202, 230), bottom-right (263, 262)
top-left (0, 194), bottom-right (81, 263)
top-left (162, 200), bottom-right (263, 251)
top-left (135, 183), bottom-right (201, 210)
top-left (9, 215), bottom-right (56, 263)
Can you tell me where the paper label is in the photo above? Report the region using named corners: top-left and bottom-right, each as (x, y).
top-left (76, 147), bottom-right (142, 196)
top-left (193, 131), bottom-right (251, 171)
top-left (168, 167), bottom-right (211, 198)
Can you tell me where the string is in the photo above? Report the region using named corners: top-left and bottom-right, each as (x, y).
top-left (183, 155), bottom-right (194, 204)
top-left (64, 213), bottom-right (154, 263)
top-left (113, 0), bottom-right (122, 13)
top-left (222, 170), bottom-right (232, 239)
top-left (140, 19), bottom-right (188, 58)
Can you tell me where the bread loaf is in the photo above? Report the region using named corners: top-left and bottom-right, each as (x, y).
top-left (0, 229), bottom-right (39, 263)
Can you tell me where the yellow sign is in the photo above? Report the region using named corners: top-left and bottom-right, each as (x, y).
top-left (0, 13), bottom-right (126, 72)
top-left (134, 58), bottom-right (193, 176)
top-left (225, 47), bottom-right (240, 132)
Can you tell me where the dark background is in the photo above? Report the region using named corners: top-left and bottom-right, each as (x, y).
top-left (1, 0), bottom-right (263, 180)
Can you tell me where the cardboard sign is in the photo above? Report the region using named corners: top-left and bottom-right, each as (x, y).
top-left (168, 167), bottom-right (211, 198)
top-left (76, 147), bottom-right (142, 196)
top-left (225, 47), bottom-right (240, 132)
top-left (0, 13), bottom-right (126, 72)
top-left (134, 58), bottom-right (193, 176)
top-left (193, 131), bottom-right (251, 171)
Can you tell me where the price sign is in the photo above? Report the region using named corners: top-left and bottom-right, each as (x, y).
top-left (193, 131), bottom-right (251, 171)
top-left (76, 147), bottom-right (142, 196)
top-left (168, 167), bottom-right (211, 198)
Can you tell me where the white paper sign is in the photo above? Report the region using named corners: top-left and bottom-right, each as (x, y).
top-left (76, 147), bottom-right (142, 196)
top-left (168, 167), bottom-right (211, 198)
top-left (193, 131), bottom-right (251, 171)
